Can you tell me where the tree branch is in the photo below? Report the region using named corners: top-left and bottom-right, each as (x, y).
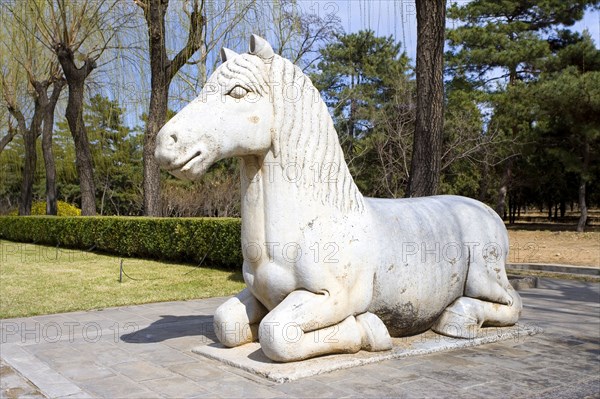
top-left (54, 43), bottom-right (96, 81)
top-left (49, 77), bottom-right (66, 105)
top-left (166, 0), bottom-right (204, 81)
top-left (0, 121), bottom-right (17, 153)
top-left (0, 75), bottom-right (27, 135)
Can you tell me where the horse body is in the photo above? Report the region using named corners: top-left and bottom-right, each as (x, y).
top-left (366, 195), bottom-right (513, 336)
top-left (154, 35), bottom-right (522, 362)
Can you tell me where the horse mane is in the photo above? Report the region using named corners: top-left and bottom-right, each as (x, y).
top-left (269, 56), bottom-right (365, 214)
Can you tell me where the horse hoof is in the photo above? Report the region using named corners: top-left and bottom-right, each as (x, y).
top-left (356, 312), bottom-right (392, 351)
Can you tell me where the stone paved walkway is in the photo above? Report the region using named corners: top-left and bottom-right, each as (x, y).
top-left (1, 278), bottom-right (599, 398)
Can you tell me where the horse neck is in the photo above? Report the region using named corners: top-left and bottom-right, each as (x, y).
top-left (239, 153), bottom-right (319, 224)
top-left (240, 149), bottom-right (364, 232)
top-left (270, 65), bottom-right (366, 216)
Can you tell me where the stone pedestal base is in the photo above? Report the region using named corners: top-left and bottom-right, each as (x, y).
top-left (193, 324), bottom-right (541, 383)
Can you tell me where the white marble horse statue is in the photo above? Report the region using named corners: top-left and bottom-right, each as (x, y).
top-left (154, 35), bottom-right (522, 362)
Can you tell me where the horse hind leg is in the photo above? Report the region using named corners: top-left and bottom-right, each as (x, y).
top-left (463, 250), bottom-right (517, 306)
top-left (432, 246), bottom-right (523, 339)
top-left (431, 285), bottom-right (522, 339)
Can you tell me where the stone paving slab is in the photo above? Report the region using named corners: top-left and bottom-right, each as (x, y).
top-left (0, 360), bottom-right (45, 399)
top-left (193, 324), bottom-right (541, 383)
top-left (1, 279), bottom-right (599, 398)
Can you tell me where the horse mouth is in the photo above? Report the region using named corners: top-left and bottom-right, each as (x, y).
top-left (165, 150), bottom-right (203, 172)
top-left (165, 150), bottom-right (211, 181)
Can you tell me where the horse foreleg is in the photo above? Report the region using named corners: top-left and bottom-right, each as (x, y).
top-left (258, 290), bottom-right (392, 362)
top-left (214, 288), bottom-right (268, 347)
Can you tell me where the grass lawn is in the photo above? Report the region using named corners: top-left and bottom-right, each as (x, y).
top-left (2, 227), bottom-right (598, 319)
top-left (0, 240), bottom-right (245, 319)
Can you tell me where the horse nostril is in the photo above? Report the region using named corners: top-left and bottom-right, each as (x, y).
top-left (170, 133), bottom-right (178, 143)
top-left (195, 150), bottom-right (202, 158)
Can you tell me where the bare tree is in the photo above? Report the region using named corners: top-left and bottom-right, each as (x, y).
top-left (135, 0), bottom-right (256, 216)
top-left (0, 72), bottom-right (66, 215)
top-left (1, 2), bottom-right (67, 214)
top-left (406, 0), bottom-right (446, 197)
top-left (135, 0), bottom-right (204, 216)
top-left (25, 0), bottom-right (133, 215)
top-left (364, 82), bottom-right (416, 198)
top-left (161, 172), bottom-right (240, 217)
top-left (34, 74), bottom-right (66, 215)
top-left (268, 0), bottom-right (342, 71)
top-left (0, 74), bottom-right (38, 216)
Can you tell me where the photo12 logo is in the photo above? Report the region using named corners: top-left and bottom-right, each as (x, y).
top-left (0, 242), bottom-right (96, 263)
top-left (240, 161), bottom-right (341, 185)
top-left (1, 321), bottom-right (139, 344)
top-left (243, 241), bottom-right (339, 264)
top-left (400, 241), bottom-right (505, 264)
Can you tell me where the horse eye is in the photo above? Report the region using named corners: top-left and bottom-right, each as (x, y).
top-left (228, 85), bottom-right (249, 99)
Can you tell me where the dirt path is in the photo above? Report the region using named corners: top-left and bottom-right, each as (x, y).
top-left (507, 229), bottom-right (599, 267)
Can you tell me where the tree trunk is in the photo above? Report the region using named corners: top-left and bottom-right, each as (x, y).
top-left (577, 140), bottom-right (590, 232)
top-left (406, 0), bottom-right (446, 197)
top-left (495, 66), bottom-right (520, 218)
top-left (577, 182), bottom-right (587, 232)
top-left (143, 86), bottom-right (168, 217)
top-left (5, 95), bottom-right (41, 216)
top-left (141, 0), bottom-right (205, 216)
top-left (19, 129), bottom-right (37, 215)
top-left (66, 82), bottom-right (96, 215)
top-left (142, 0), bottom-right (170, 217)
top-left (509, 193), bottom-right (517, 224)
top-left (33, 78), bottom-right (65, 216)
top-left (40, 80), bottom-right (65, 215)
top-left (41, 119), bottom-right (57, 215)
top-left (559, 200), bottom-right (565, 219)
top-left (55, 44), bottom-right (97, 216)
top-left (495, 159), bottom-right (512, 218)
top-left (18, 97), bottom-right (44, 215)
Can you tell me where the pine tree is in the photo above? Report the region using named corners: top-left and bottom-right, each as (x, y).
top-left (446, 0), bottom-right (599, 217)
top-left (310, 30), bottom-right (413, 196)
top-left (533, 32), bottom-right (600, 231)
top-left (311, 30), bottom-right (409, 147)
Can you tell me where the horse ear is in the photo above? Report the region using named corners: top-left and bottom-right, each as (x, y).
top-left (249, 34), bottom-right (274, 59)
top-left (220, 48), bottom-right (238, 63)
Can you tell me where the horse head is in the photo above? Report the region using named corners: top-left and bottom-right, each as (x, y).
top-left (154, 35), bottom-right (275, 180)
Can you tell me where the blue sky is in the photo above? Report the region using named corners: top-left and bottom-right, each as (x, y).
top-left (323, 0), bottom-right (600, 60)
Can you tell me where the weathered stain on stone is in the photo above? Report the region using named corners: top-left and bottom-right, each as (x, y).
top-left (374, 302), bottom-right (437, 337)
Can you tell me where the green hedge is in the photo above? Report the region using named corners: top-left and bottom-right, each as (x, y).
top-left (0, 216), bottom-right (243, 269)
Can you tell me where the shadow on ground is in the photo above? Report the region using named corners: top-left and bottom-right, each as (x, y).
top-left (525, 279), bottom-right (600, 304)
top-left (120, 315), bottom-right (215, 343)
top-left (228, 271), bottom-right (244, 282)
